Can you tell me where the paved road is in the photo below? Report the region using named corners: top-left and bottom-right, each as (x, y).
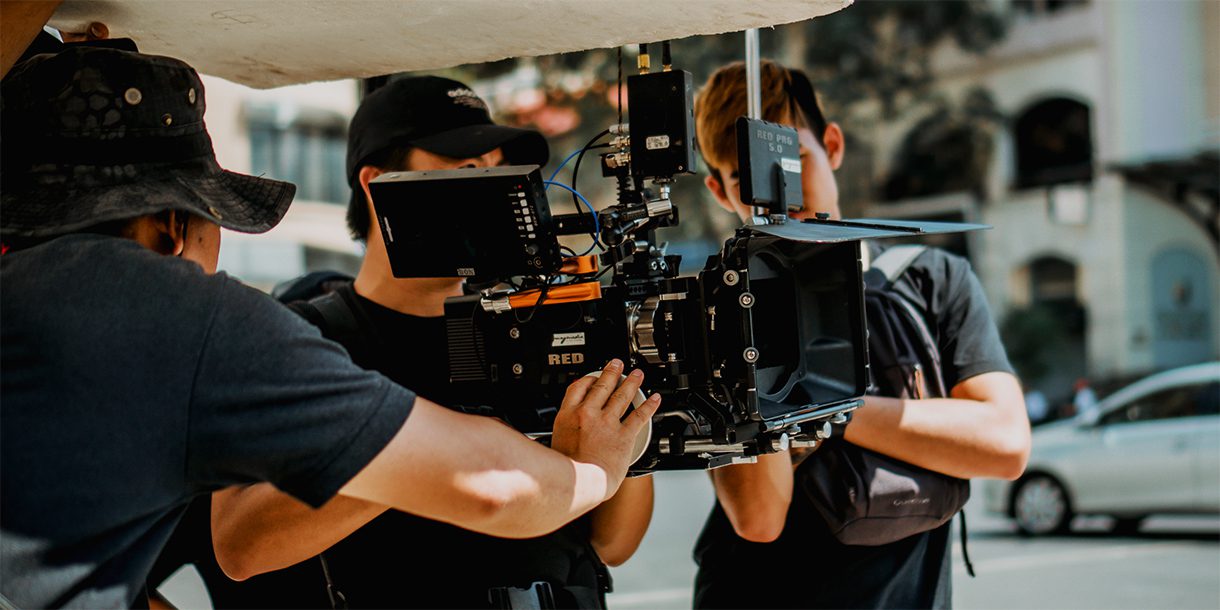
top-left (161, 472), bottom-right (1219, 609)
top-left (605, 472), bottom-right (1220, 610)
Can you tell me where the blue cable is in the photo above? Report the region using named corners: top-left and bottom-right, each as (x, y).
top-left (547, 149), bottom-right (584, 183)
top-left (542, 180), bottom-right (600, 255)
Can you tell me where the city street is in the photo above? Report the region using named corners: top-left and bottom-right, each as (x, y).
top-left (607, 472), bottom-right (1220, 610)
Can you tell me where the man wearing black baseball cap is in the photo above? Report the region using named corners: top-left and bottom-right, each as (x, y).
top-left (202, 76), bottom-right (655, 609)
top-left (0, 49), bottom-right (659, 609)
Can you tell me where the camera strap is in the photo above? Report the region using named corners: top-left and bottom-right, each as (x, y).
top-left (318, 553), bottom-right (349, 610)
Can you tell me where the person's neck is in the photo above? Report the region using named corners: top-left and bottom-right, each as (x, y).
top-left (352, 235), bottom-right (462, 317)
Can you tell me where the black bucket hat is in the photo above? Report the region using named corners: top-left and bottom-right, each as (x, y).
top-left (1, 47), bottom-right (295, 239)
top-left (346, 75), bottom-right (549, 193)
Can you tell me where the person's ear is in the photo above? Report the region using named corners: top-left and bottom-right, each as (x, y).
top-left (359, 165), bottom-right (385, 212)
top-left (822, 122), bottom-right (846, 171)
top-left (149, 210), bottom-right (186, 256)
top-left (359, 165), bottom-right (386, 240)
top-left (703, 172), bottom-right (736, 215)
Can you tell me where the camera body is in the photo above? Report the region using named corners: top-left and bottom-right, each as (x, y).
top-left (369, 68), bottom-right (985, 471)
top-left (368, 163), bottom-right (883, 471)
top-left (436, 232), bottom-right (869, 471)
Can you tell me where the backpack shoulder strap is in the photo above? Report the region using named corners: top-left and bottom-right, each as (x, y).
top-left (312, 290), bottom-right (361, 337)
top-left (871, 244), bottom-right (927, 285)
top-left (292, 287), bottom-right (366, 353)
top-left (284, 287), bottom-right (363, 609)
top-left (865, 244), bottom-right (947, 398)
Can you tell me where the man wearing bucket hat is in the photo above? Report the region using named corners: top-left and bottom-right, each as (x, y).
top-left (0, 47), bottom-right (659, 609)
top-left (189, 76), bottom-right (655, 609)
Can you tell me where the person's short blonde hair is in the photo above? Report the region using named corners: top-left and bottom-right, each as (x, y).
top-left (694, 60), bottom-right (828, 178)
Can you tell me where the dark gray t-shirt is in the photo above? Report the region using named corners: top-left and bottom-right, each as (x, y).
top-left (694, 245), bottom-right (1013, 609)
top-left (0, 235), bottom-right (415, 608)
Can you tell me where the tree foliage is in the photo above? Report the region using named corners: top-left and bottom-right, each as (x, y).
top-left (799, 0), bottom-right (1006, 115)
top-left (425, 1), bottom-right (1011, 243)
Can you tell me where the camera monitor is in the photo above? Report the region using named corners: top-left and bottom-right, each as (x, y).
top-left (369, 165), bottom-right (562, 281)
top-left (736, 117), bottom-right (803, 216)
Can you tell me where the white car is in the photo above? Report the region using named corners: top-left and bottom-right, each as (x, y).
top-left (983, 362), bottom-right (1220, 535)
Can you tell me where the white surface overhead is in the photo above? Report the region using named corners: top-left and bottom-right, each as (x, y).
top-left (49, 0), bottom-right (850, 88)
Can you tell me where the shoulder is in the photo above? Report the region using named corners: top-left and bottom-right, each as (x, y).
top-left (273, 270), bottom-right (354, 303)
top-left (213, 274), bottom-right (328, 333)
top-left (898, 246), bottom-right (981, 310)
top-left (3, 234), bottom-right (233, 319)
top-left (905, 246), bottom-right (974, 286)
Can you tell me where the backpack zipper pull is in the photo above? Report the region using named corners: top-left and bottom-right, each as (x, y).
top-left (912, 364), bottom-right (926, 400)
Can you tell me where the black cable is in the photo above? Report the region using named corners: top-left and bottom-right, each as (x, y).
top-left (513, 275), bottom-right (555, 325)
top-left (568, 129), bottom-right (611, 250)
top-left (591, 262), bottom-right (616, 283)
top-left (569, 137), bottom-right (611, 214)
top-left (617, 46), bottom-right (623, 127)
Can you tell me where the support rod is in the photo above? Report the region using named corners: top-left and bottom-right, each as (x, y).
top-left (744, 28), bottom-right (761, 120)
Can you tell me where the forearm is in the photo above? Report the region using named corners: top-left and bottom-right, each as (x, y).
top-left (454, 429), bottom-right (613, 539)
top-left (211, 484), bottom-right (386, 580)
top-left (709, 451), bottom-right (793, 542)
top-left (589, 475), bottom-right (654, 566)
top-left (844, 372), bottom-right (1030, 480)
top-left (339, 400), bottom-right (613, 539)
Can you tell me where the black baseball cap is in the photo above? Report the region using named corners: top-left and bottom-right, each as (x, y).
top-left (345, 75), bottom-right (549, 190)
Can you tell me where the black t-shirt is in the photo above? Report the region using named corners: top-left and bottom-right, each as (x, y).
top-left (693, 245), bottom-right (1013, 610)
top-left (0, 235), bottom-right (415, 609)
top-left (184, 281), bottom-right (603, 609)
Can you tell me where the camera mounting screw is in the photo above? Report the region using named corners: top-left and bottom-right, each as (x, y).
top-left (511, 363), bottom-right (524, 375)
top-left (738, 292), bottom-right (755, 308)
top-left (771, 432), bottom-right (791, 452)
top-left (508, 328), bottom-right (521, 339)
top-left (742, 347), bottom-right (759, 363)
top-left (722, 270), bottom-right (739, 286)
top-left (790, 437), bottom-right (820, 449)
top-left (814, 421), bottom-right (833, 440)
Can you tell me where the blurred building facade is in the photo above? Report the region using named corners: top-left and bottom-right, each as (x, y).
top-left (849, 0), bottom-right (1219, 398)
top-left (202, 76), bottom-right (362, 292)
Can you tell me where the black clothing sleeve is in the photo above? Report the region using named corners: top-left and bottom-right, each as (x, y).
top-left (186, 277), bottom-right (416, 507)
top-left (938, 254), bottom-right (1013, 387)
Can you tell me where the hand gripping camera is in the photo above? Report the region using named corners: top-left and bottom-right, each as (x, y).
top-left (369, 60), bottom-right (982, 473)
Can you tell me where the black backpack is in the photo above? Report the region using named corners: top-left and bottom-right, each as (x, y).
top-left (799, 245), bottom-right (975, 573)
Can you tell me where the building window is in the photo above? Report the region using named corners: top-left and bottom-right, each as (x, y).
top-left (1014, 98), bottom-right (1093, 189)
top-left (1002, 255), bottom-right (1087, 400)
top-left (248, 105), bottom-right (348, 204)
top-left (1030, 256), bottom-right (1078, 304)
top-left (881, 113), bottom-right (991, 202)
top-left (1012, 0), bottom-right (1089, 16)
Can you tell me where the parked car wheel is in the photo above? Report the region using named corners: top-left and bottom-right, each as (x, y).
top-left (1013, 474), bottom-right (1072, 536)
top-left (1110, 515), bottom-right (1146, 535)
